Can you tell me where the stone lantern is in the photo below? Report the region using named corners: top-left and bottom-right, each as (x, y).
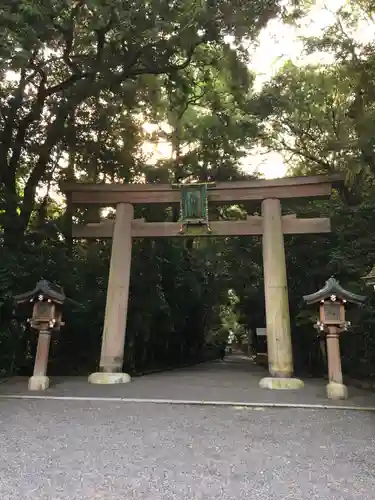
top-left (14, 279), bottom-right (76, 391)
top-left (303, 277), bottom-right (366, 400)
top-left (362, 265), bottom-right (375, 290)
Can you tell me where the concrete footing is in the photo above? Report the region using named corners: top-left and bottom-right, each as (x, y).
top-left (326, 382), bottom-right (348, 400)
top-left (259, 377), bottom-right (304, 390)
top-left (28, 375), bottom-right (50, 391)
top-left (88, 372), bottom-right (131, 385)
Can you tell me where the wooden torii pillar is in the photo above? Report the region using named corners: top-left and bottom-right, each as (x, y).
top-left (61, 175), bottom-right (341, 387)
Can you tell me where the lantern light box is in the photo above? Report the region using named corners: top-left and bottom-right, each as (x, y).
top-left (321, 297), bottom-right (345, 325)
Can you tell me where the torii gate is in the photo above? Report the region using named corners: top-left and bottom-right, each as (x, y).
top-left (61, 174), bottom-right (341, 389)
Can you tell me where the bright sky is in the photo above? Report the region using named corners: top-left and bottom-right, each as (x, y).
top-left (144, 0), bottom-right (343, 178)
top-left (242, 0), bottom-right (373, 178)
top-left (145, 0), bottom-right (373, 179)
top-left (244, 0), bottom-right (345, 178)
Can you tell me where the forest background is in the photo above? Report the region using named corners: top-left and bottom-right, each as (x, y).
top-left (1, 0), bottom-right (375, 379)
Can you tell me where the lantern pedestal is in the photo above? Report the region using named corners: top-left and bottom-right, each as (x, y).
top-left (28, 375), bottom-right (50, 391)
top-left (259, 377), bottom-right (304, 390)
top-left (88, 372), bottom-right (131, 385)
top-left (28, 330), bottom-right (51, 391)
top-left (326, 381), bottom-right (348, 400)
top-left (325, 328), bottom-right (348, 400)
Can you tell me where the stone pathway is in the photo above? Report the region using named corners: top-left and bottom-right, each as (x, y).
top-left (1, 355), bottom-right (375, 408)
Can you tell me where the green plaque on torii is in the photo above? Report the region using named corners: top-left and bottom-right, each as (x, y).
top-left (172, 182), bottom-right (215, 235)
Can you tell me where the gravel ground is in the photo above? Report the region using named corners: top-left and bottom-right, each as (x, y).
top-left (1, 399), bottom-right (375, 500)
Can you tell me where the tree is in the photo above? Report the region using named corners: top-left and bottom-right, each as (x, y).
top-left (253, 1), bottom-right (375, 202)
top-left (0, 0), bottom-right (287, 376)
top-left (150, 42), bottom-right (259, 183)
top-left (249, 0), bottom-right (375, 377)
top-left (0, 0), bottom-right (282, 246)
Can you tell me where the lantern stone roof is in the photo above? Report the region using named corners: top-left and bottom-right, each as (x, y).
top-left (303, 277), bottom-right (366, 305)
top-left (14, 279), bottom-right (66, 305)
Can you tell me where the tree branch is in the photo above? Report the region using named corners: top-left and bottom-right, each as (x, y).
top-left (18, 102), bottom-right (72, 234)
top-left (274, 139), bottom-right (333, 171)
top-left (0, 67), bottom-right (29, 180)
top-left (117, 34), bottom-right (210, 82)
top-left (50, 0), bottom-right (85, 74)
top-left (8, 71), bottom-right (47, 176)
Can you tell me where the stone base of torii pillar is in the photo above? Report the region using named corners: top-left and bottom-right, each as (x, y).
top-left (259, 377), bottom-right (304, 390)
top-left (88, 372), bottom-right (131, 384)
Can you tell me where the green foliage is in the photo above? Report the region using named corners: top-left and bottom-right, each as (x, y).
top-left (0, 0), bottom-right (283, 375)
top-left (0, 0), bottom-right (281, 246)
top-left (281, 198), bottom-right (375, 377)
top-left (255, 2), bottom-right (375, 200)
top-left (3, 0), bottom-right (375, 383)
top-left (251, 0), bottom-right (375, 377)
